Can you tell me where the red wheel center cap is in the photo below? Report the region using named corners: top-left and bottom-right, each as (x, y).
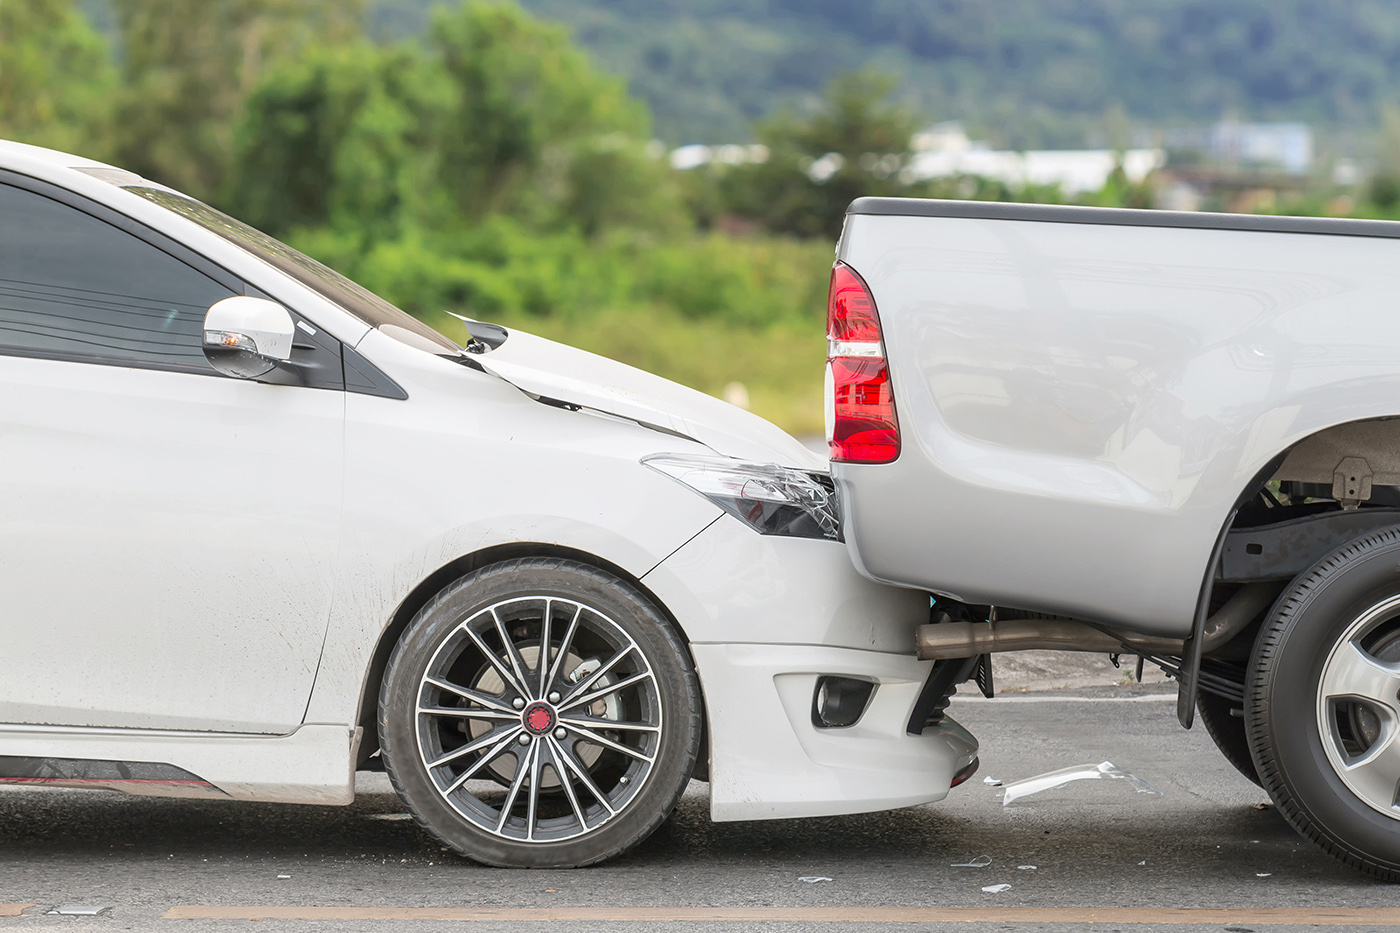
top-left (523, 702), bottom-right (556, 735)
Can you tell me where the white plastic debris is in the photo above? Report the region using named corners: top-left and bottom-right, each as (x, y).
top-left (798, 876), bottom-right (832, 884)
top-left (277, 874), bottom-right (291, 880)
top-left (950, 855), bottom-right (992, 868)
top-left (1001, 761), bottom-right (1162, 806)
top-left (1138, 860), bottom-right (1146, 866)
top-left (48, 906), bottom-right (110, 916)
top-left (1017, 865), bottom-right (1037, 870)
top-left (981, 884), bottom-right (1011, 893)
top-left (1256, 873), bottom-right (1272, 877)
top-left (983, 776), bottom-right (1003, 786)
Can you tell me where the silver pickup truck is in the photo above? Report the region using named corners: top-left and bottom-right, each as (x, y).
top-left (829, 197), bottom-right (1400, 880)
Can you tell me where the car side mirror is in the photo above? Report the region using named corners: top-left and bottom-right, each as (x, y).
top-left (203, 296), bottom-right (296, 380)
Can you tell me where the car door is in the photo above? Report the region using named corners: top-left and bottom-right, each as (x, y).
top-left (0, 179), bottom-right (344, 734)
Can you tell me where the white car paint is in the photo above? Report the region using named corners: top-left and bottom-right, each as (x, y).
top-left (0, 141), bottom-right (974, 823)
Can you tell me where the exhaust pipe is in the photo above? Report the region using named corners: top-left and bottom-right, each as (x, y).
top-left (915, 583), bottom-right (1279, 661)
top-left (916, 618), bottom-right (1183, 659)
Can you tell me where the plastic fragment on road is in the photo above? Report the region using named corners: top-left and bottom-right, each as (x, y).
top-left (277, 874), bottom-right (291, 880)
top-left (48, 906), bottom-right (109, 916)
top-left (798, 876), bottom-right (832, 883)
top-left (1138, 860), bottom-right (1146, 866)
top-left (981, 884), bottom-right (1011, 893)
top-left (1017, 865), bottom-right (1037, 870)
top-left (1256, 873), bottom-right (1272, 877)
top-left (1001, 761), bottom-right (1162, 806)
top-left (983, 776), bottom-right (1003, 786)
top-left (950, 855), bottom-right (992, 868)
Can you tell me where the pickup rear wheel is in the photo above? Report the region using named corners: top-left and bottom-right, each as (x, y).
top-left (378, 558), bottom-right (702, 868)
top-left (1246, 529), bottom-right (1400, 881)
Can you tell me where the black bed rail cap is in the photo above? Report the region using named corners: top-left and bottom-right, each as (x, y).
top-left (846, 197), bottom-right (1400, 240)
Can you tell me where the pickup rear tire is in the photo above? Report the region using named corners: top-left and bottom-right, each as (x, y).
top-left (1196, 693), bottom-right (1259, 787)
top-left (1246, 529), bottom-right (1400, 881)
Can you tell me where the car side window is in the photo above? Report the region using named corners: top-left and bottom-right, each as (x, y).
top-left (0, 182), bottom-right (236, 372)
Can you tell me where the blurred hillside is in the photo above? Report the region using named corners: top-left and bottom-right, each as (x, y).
top-left (369, 0), bottom-right (1400, 147)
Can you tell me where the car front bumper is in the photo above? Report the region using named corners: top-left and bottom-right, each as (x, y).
top-left (642, 516), bottom-right (978, 821)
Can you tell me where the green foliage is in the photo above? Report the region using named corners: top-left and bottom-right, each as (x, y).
top-left (111, 0), bottom-right (363, 198)
top-left (227, 40), bottom-right (442, 238)
top-left (0, 0), bottom-right (114, 155)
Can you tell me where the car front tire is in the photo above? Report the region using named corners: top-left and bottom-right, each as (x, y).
top-left (379, 557), bottom-right (702, 868)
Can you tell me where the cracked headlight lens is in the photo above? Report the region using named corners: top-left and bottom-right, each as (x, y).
top-left (642, 453), bottom-right (841, 540)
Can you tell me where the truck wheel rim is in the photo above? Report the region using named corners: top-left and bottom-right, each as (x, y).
top-left (1316, 593), bottom-right (1400, 820)
top-left (414, 596), bottom-right (662, 843)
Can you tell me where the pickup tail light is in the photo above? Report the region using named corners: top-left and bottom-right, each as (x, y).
top-left (825, 262), bottom-right (899, 463)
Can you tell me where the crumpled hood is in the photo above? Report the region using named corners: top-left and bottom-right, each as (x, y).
top-left (475, 328), bottom-right (825, 470)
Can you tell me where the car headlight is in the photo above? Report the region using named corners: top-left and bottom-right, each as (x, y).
top-left (642, 453), bottom-right (841, 541)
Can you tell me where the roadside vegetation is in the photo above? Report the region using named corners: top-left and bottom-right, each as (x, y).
top-left (3, 0), bottom-right (1397, 434)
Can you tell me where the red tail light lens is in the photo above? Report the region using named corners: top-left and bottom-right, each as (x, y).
top-left (827, 264), bottom-right (881, 342)
top-left (826, 262), bottom-right (899, 463)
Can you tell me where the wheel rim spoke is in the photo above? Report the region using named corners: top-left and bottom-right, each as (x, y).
top-left (1339, 731), bottom-right (1400, 811)
top-left (544, 604), bottom-right (584, 697)
top-left (562, 645), bottom-right (633, 702)
top-left (537, 598), bottom-right (553, 697)
top-left (545, 736), bottom-right (590, 831)
top-left (560, 670), bottom-right (654, 714)
top-left (1321, 639), bottom-right (1400, 710)
top-left (553, 737), bottom-right (616, 816)
top-left (423, 676), bottom-right (515, 714)
top-left (419, 706), bottom-right (518, 722)
top-left (491, 608), bottom-right (534, 700)
top-left (495, 740), bottom-right (536, 833)
top-left (428, 724), bottom-right (523, 770)
top-left (525, 737), bottom-right (545, 841)
top-left (559, 714), bottom-right (661, 733)
top-left (563, 721), bottom-right (655, 763)
top-left (441, 727), bottom-right (527, 795)
top-left (462, 624), bottom-right (527, 699)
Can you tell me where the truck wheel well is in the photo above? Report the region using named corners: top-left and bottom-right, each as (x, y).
top-left (352, 543), bottom-right (705, 776)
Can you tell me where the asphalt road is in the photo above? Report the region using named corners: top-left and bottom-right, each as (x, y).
top-left (0, 682), bottom-right (1392, 932)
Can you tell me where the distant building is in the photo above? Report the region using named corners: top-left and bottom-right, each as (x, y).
top-left (906, 123), bottom-right (1164, 195)
top-left (1164, 120), bottom-right (1314, 176)
top-left (1206, 121), bottom-right (1312, 175)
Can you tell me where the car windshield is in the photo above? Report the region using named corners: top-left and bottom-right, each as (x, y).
top-left (124, 186), bottom-right (462, 355)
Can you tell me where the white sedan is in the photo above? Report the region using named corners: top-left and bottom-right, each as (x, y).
top-left (0, 141), bottom-right (976, 867)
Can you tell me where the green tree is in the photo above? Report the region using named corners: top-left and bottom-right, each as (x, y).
top-left (228, 1), bottom-right (682, 242)
top-left (226, 40), bottom-right (443, 240)
top-left (428, 1), bottom-right (677, 233)
top-left (111, 0), bottom-right (363, 199)
top-left (721, 71), bottom-right (925, 237)
top-left (0, 0), bottom-right (114, 156)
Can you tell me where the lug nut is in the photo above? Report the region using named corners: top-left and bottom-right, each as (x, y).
top-left (547, 692), bottom-right (561, 704)
top-left (517, 734), bottom-right (531, 745)
top-left (554, 727), bottom-right (567, 739)
top-left (618, 776), bottom-right (629, 786)
top-left (512, 697), bottom-right (526, 710)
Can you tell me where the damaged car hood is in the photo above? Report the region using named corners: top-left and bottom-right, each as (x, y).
top-left (473, 328), bottom-right (825, 469)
